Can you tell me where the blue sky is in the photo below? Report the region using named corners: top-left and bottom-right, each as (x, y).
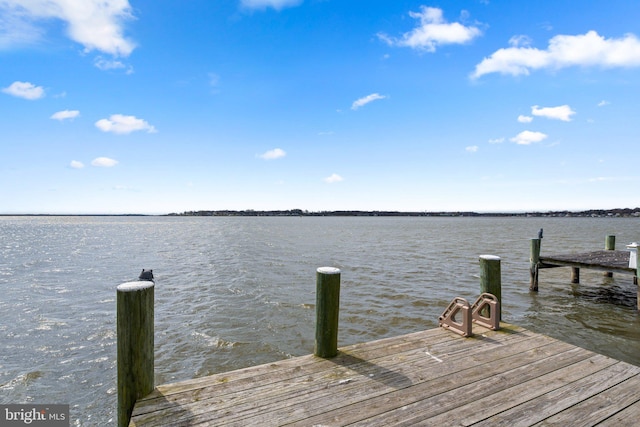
top-left (2, 0), bottom-right (640, 214)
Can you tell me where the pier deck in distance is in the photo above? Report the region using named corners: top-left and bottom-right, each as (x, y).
top-left (540, 250), bottom-right (635, 275)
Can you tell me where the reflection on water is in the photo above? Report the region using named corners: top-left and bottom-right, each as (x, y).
top-left (0, 216), bottom-right (639, 426)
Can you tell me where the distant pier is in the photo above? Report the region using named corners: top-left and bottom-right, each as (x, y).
top-left (529, 235), bottom-right (639, 308)
top-left (540, 250), bottom-right (635, 277)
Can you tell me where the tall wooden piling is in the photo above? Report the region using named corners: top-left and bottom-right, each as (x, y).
top-left (117, 281), bottom-right (154, 427)
top-left (479, 255), bottom-right (501, 320)
top-left (529, 238), bottom-right (541, 291)
top-left (315, 267), bottom-right (341, 358)
top-left (605, 235), bottom-right (616, 251)
top-left (604, 235), bottom-right (615, 277)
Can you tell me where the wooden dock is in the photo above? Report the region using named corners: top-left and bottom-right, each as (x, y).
top-left (539, 250), bottom-right (635, 275)
top-left (528, 235), bottom-right (638, 298)
top-left (129, 323), bottom-right (640, 426)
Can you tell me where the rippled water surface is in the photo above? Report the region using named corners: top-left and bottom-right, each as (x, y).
top-left (1, 216), bottom-right (639, 425)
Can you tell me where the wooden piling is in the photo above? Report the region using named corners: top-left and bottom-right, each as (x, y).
top-left (636, 250), bottom-right (640, 310)
top-left (605, 235), bottom-right (615, 277)
top-left (479, 255), bottom-right (501, 320)
top-left (315, 267), bottom-right (341, 358)
top-left (571, 267), bottom-right (580, 284)
top-left (529, 238), bottom-right (541, 291)
top-left (117, 281), bottom-right (154, 427)
top-left (605, 235), bottom-right (616, 251)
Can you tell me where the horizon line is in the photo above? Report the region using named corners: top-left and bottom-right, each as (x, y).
top-left (1, 207), bottom-right (639, 217)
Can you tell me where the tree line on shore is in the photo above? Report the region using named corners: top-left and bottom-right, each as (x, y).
top-left (168, 208), bottom-right (640, 218)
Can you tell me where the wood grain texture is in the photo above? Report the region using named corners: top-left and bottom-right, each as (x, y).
top-left (129, 323), bottom-right (640, 427)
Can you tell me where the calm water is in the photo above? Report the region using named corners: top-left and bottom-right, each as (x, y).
top-left (1, 216), bottom-right (639, 425)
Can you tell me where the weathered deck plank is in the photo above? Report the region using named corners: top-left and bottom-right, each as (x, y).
top-left (597, 398), bottom-right (640, 425)
top-left (473, 362), bottom-right (639, 427)
top-left (132, 326), bottom-right (531, 425)
top-left (401, 351), bottom-right (613, 426)
top-left (532, 373), bottom-right (640, 426)
top-left (317, 346), bottom-right (598, 427)
top-left (129, 324), bottom-right (640, 427)
top-left (241, 336), bottom-right (564, 426)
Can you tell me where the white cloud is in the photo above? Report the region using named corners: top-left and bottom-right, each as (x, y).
top-left (465, 145), bottom-right (479, 153)
top-left (95, 114), bottom-right (157, 134)
top-left (0, 0), bottom-right (136, 56)
top-left (51, 109), bottom-right (79, 121)
top-left (510, 130), bottom-right (548, 145)
top-left (324, 173), bottom-right (344, 184)
top-left (378, 6), bottom-right (481, 52)
top-left (0, 7), bottom-right (44, 49)
top-left (240, 0), bottom-right (302, 10)
top-left (488, 137), bottom-right (505, 144)
top-left (91, 157), bottom-right (118, 167)
top-left (517, 115), bottom-right (533, 123)
top-left (259, 148), bottom-right (286, 160)
top-left (351, 93), bottom-right (386, 110)
top-left (69, 160), bottom-right (84, 169)
top-left (509, 35), bottom-right (533, 48)
top-left (531, 105), bottom-right (575, 121)
top-left (2, 81), bottom-right (44, 99)
top-left (598, 100), bottom-right (610, 107)
top-left (94, 56), bottom-right (132, 73)
top-left (472, 31), bottom-right (640, 79)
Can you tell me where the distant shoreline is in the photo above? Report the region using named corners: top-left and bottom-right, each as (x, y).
top-left (169, 208), bottom-right (640, 218)
top-left (5, 208), bottom-right (639, 218)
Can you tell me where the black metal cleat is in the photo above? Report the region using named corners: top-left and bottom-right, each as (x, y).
top-left (138, 269), bottom-right (154, 282)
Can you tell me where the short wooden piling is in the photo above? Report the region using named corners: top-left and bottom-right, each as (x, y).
top-left (571, 267), bottom-right (580, 283)
top-left (117, 281), bottom-right (154, 427)
top-left (479, 255), bottom-right (501, 320)
top-left (605, 235), bottom-right (615, 277)
top-left (529, 238), bottom-right (541, 291)
top-left (315, 267), bottom-right (341, 358)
